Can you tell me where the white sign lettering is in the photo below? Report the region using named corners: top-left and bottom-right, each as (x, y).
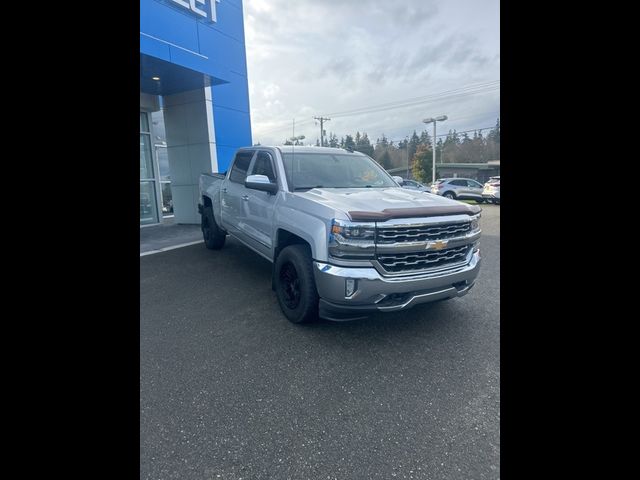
top-left (171, 0), bottom-right (221, 22)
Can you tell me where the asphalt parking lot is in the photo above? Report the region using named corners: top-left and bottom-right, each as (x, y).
top-left (140, 204), bottom-right (500, 480)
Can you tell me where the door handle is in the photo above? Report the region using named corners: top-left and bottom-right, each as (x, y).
top-left (222, 188), bottom-right (227, 193)
top-left (241, 195), bottom-right (249, 201)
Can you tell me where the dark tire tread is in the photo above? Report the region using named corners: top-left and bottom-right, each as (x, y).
top-left (201, 206), bottom-right (226, 250)
top-left (274, 244), bottom-right (319, 324)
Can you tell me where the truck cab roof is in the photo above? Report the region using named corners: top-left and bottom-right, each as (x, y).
top-left (241, 146), bottom-right (364, 155)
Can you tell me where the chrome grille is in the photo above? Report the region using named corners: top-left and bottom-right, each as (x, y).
top-left (376, 222), bottom-right (471, 244)
top-left (377, 245), bottom-right (471, 273)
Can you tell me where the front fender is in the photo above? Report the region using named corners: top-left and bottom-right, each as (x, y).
top-left (274, 206), bottom-right (329, 261)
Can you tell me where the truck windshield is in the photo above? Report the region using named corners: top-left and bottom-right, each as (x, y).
top-left (281, 152), bottom-right (397, 190)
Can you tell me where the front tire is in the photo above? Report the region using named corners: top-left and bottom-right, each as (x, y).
top-left (201, 206), bottom-right (226, 250)
top-left (274, 244), bottom-right (319, 324)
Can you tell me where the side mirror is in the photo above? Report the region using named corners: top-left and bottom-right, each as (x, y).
top-left (245, 174), bottom-right (278, 194)
top-left (392, 176), bottom-right (404, 185)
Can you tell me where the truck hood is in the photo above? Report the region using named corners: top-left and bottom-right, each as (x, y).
top-left (293, 187), bottom-right (480, 222)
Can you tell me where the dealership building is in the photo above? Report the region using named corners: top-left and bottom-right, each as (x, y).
top-left (140, 0), bottom-right (252, 226)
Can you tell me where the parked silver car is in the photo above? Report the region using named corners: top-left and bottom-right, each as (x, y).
top-left (431, 178), bottom-right (486, 203)
top-left (399, 178), bottom-right (429, 192)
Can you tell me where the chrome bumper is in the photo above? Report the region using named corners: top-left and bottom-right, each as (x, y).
top-left (313, 250), bottom-right (481, 320)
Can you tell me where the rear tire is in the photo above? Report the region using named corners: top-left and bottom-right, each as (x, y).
top-left (444, 191), bottom-right (456, 199)
top-left (274, 244), bottom-right (319, 324)
top-left (201, 206), bottom-right (226, 250)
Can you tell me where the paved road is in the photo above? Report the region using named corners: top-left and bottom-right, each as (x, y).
top-left (140, 205), bottom-right (500, 480)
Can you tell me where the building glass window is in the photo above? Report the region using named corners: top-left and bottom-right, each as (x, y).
top-left (140, 111), bottom-right (159, 225)
top-left (140, 112), bottom-right (150, 132)
top-left (140, 135), bottom-right (155, 180)
top-left (152, 110), bottom-right (172, 218)
top-left (140, 182), bottom-right (159, 226)
top-left (161, 183), bottom-right (173, 215)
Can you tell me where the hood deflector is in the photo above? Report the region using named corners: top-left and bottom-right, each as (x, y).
top-left (348, 204), bottom-right (481, 222)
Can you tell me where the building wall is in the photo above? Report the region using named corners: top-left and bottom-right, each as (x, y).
top-left (436, 167), bottom-right (500, 183)
top-left (140, 0), bottom-right (252, 173)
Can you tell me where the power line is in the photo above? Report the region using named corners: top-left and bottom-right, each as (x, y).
top-left (324, 80), bottom-right (499, 116)
top-left (257, 87), bottom-right (498, 137)
top-left (255, 80), bottom-right (500, 137)
top-left (324, 81), bottom-right (500, 118)
top-left (328, 87), bottom-right (500, 119)
top-left (387, 125), bottom-right (497, 144)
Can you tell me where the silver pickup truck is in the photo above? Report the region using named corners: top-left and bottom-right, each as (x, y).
top-left (199, 146), bottom-right (481, 323)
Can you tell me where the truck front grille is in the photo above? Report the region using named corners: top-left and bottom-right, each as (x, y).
top-left (376, 222), bottom-right (471, 244)
top-left (377, 245), bottom-right (471, 273)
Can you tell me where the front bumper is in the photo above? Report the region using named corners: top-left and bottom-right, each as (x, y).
top-left (313, 250), bottom-right (481, 320)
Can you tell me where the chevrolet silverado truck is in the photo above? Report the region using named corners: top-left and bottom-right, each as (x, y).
top-left (198, 146), bottom-right (481, 323)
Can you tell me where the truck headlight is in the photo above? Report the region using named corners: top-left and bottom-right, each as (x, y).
top-left (470, 214), bottom-right (481, 233)
top-left (329, 219), bottom-right (376, 259)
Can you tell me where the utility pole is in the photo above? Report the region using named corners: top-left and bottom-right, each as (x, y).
top-left (314, 116), bottom-right (331, 146)
top-left (405, 136), bottom-right (410, 179)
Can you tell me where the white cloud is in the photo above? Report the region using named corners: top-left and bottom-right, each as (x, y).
top-left (243, 0), bottom-right (500, 145)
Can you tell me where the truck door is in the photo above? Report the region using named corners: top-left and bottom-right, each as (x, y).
top-left (242, 150), bottom-right (279, 258)
top-left (221, 150), bottom-right (255, 240)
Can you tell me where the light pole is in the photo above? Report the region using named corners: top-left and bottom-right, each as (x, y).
top-left (404, 136), bottom-right (410, 179)
top-left (288, 135), bottom-right (305, 145)
top-left (422, 115), bottom-right (447, 184)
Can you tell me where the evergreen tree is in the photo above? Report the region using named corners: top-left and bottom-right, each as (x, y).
top-left (377, 134), bottom-right (389, 148)
top-left (411, 144), bottom-right (433, 183)
top-left (417, 130), bottom-right (429, 147)
top-left (436, 138), bottom-right (444, 164)
top-left (409, 130), bottom-right (421, 162)
top-left (344, 134), bottom-right (355, 151)
top-left (379, 150), bottom-right (392, 169)
top-left (355, 132), bottom-right (374, 156)
top-left (487, 118), bottom-right (500, 144)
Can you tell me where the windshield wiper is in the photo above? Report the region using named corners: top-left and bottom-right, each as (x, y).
top-left (294, 185), bottom-right (324, 191)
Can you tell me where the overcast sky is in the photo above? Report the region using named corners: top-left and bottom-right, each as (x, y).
top-left (243, 0), bottom-right (499, 146)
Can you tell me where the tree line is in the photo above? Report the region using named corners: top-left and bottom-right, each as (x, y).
top-left (283, 118), bottom-right (500, 183)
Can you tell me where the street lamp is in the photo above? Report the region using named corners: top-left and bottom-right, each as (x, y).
top-left (422, 115), bottom-right (448, 184)
top-left (403, 136), bottom-right (410, 179)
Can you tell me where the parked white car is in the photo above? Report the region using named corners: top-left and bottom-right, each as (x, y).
top-left (482, 176), bottom-right (500, 204)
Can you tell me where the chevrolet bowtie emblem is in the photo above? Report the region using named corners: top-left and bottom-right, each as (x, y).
top-left (428, 240), bottom-right (448, 250)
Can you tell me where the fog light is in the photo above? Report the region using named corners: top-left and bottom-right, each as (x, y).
top-left (345, 279), bottom-right (357, 297)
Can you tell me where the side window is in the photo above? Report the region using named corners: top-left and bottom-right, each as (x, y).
top-left (250, 151), bottom-right (277, 183)
top-left (451, 179), bottom-right (465, 186)
top-left (468, 180), bottom-right (481, 188)
top-left (229, 151), bottom-right (254, 184)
